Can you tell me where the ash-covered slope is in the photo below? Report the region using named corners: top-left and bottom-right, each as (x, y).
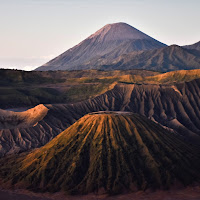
top-left (0, 104), bottom-right (79, 157)
top-left (50, 79), bottom-right (200, 143)
top-left (36, 22), bottom-right (166, 71)
top-left (85, 45), bottom-right (200, 72)
top-left (0, 104), bottom-right (48, 129)
top-left (1, 112), bottom-right (199, 194)
top-left (1, 78), bottom-right (200, 157)
top-left (72, 80), bottom-right (200, 142)
top-left (183, 41), bottom-right (200, 51)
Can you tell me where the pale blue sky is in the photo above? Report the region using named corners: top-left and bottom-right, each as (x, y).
top-left (0, 0), bottom-right (200, 70)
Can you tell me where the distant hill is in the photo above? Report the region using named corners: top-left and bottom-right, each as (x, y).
top-left (183, 41), bottom-right (200, 51)
top-left (83, 45), bottom-right (200, 72)
top-left (0, 112), bottom-right (199, 194)
top-left (36, 22), bottom-right (166, 71)
top-left (145, 69), bottom-right (200, 84)
top-left (0, 69), bottom-right (160, 109)
top-left (3, 69), bottom-right (200, 109)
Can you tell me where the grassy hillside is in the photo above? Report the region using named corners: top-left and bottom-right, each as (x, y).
top-left (145, 69), bottom-right (200, 84)
top-left (0, 69), bottom-right (159, 108)
top-left (0, 112), bottom-right (199, 194)
top-left (1, 69), bottom-right (200, 108)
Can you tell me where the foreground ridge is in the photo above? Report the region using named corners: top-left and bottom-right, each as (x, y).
top-left (0, 112), bottom-right (199, 195)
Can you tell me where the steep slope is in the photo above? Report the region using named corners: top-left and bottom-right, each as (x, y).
top-left (0, 104), bottom-right (79, 157)
top-left (183, 41), bottom-right (200, 51)
top-left (73, 80), bottom-right (200, 143)
top-left (36, 22), bottom-right (166, 71)
top-left (1, 78), bottom-right (200, 157)
top-left (0, 112), bottom-right (199, 195)
top-left (49, 79), bottom-right (200, 143)
top-left (84, 45), bottom-right (200, 72)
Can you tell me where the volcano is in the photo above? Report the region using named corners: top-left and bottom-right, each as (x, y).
top-left (36, 22), bottom-right (166, 71)
top-left (0, 112), bottom-right (199, 195)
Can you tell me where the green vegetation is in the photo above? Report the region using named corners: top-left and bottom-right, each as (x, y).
top-left (0, 112), bottom-right (199, 194)
top-left (1, 69), bottom-right (200, 108)
top-left (0, 69), bottom-right (158, 108)
top-left (0, 69), bottom-right (65, 86)
top-left (62, 84), bottom-right (112, 102)
top-left (145, 69), bottom-right (200, 84)
top-left (0, 88), bottom-right (62, 108)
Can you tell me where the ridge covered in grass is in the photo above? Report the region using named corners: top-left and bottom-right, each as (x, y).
top-left (2, 69), bottom-right (200, 108)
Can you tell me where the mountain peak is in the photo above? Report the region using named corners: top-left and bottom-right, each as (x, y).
top-left (36, 22), bottom-right (166, 71)
top-left (167, 44), bottom-right (182, 50)
top-left (88, 22), bottom-right (151, 41)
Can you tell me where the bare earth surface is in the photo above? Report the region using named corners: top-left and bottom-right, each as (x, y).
top-left (0, 186), bottom-right (200, 200)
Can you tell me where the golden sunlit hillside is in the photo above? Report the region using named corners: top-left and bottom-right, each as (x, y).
top-left (0, 112), bottom-right (199, 195)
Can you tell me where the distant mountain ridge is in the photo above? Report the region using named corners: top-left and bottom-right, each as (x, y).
top-left (35, 22), bottom-right (200, 72)
top-left (36, 22), bottom-right (166, 71)
top-left (83, 45), bottom-right (200, 72)
top-left (183, 41), bottom-right (200, 51)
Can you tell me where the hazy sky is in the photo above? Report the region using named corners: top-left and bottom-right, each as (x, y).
top-left (0, 0), bottom-right (200, 70)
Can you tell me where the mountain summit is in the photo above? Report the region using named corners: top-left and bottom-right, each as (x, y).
top-left (88, 22), bottom-right (152, 41)
top-left (36, 22), bottom-right (166, 71)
